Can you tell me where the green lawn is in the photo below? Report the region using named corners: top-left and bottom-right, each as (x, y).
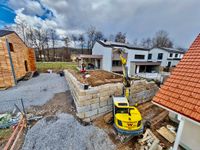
top-left (36, 62), bottom-right (77, 72)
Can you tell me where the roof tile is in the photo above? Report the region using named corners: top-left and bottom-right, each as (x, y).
top-left (153, 34), bottom-right (200, 123)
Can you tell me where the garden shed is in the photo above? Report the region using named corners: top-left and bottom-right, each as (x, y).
top-left (0, 30), bottom-right (36, 88)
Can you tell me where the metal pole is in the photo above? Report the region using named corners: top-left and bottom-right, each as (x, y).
top-left (6, 38), bottom-right (17, 85)
top-left (21, 99), bottom-right (26, 114)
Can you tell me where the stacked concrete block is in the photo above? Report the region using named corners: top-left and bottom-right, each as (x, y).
top-left (64, 70), bottom-right (123, 122)
top-left (64, 70), bottom-right (158, 121)
top-left (129, 80), bottom-right (159, 105)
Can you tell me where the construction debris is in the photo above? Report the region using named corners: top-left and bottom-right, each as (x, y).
top-left (0, 113), bottom-right (20, 129)
top-left (103, 112), bottom-right (113, 124)
top-left (3, 114), bottom-right (26, 150)
top-left (138, 129), bottom-right (160, 150)
top-left (156, 126), bottom-right (176, 143)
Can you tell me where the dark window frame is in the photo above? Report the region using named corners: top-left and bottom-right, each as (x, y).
top-left (135, 55), bottom-right (145, 59)
top-left (157, 53), bottom-right (163, 60)
top-left (148, 54), bottom-right (152, 59)
top-left (167, 62), bottom-right (171, 67)
top-left (175, 54), bottom-right (178, 58)
top-left (9, 43), bottom-right (14, 52)
top-left (112, 60), bottom-right (122, 66)
top-left (169, 53), bottom-right (173, 57)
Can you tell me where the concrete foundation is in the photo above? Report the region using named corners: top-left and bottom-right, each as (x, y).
top-left (64, 70), bottom-right (158, 121)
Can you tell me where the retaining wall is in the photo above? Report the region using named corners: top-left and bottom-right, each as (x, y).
top-left (64, 70), bottom-right (158, 122)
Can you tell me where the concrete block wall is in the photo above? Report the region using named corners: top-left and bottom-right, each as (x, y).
top-left (64, 70), bottom-right (158, 121)
top-left (64, 70), bottom-right (123, 122)
top-left (129, 80), bottom-right (159, 105)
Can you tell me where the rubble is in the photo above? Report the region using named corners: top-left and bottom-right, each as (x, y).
top-left (0, 113), bottom-right (20, 129)
top-left (138, 129), bottom-right (160, 150)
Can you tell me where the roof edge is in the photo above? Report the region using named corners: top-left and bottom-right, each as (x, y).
top-left (154, 47), bottom-right (185, 54)
top-left (152, 101), bottom-right (200, 126)
top-left (97, 40), bottom-right (150, 51)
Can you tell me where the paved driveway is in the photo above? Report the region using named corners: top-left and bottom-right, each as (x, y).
top-left (0, 73), bottom-right (69, 112)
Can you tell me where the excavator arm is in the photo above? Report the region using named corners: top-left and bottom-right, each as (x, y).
top-left (113, 48), bottom-right (131, 99)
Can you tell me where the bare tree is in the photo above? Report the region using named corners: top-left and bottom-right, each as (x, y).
top-left (12, 16), bottom-right (29, 45)
top-left (50, 29), bottom-right (57, 61)
top-left (71, 34), bottom-right (78, 48)
top-left (152, 30), bottom-right (173, 48)
top-left (132, 38), bottom-right (139, 46)
top-left (87, 26), bottom-right (96, 50)
top-left (64, 36), bottom-right (71, 61)
top-left (115, 32), bottom-right (126, 43)
top-left (109, 34), bottom-right (115, 41)
top-left (86, 26), bottom-right (104, 50)
top-left (78, 34), bottom-right (85, 54)
top-left (25, 26), bottom-right (34, 47)
top-left (140, 38), bottom-right (153, 48)
top-left (95, 31), bottom-right (104, 41)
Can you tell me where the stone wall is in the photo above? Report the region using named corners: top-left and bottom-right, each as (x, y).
top-left (64, 70), bottom-right (158, 122)
top-left (129, 80), bottom-right (159, 105)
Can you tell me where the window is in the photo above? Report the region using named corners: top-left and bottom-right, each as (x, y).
top-left (167, 62), bottom-right (171, 67)
top-left (9, 43), bottom-right (14, 52)
top-left (157, 53), bottom-right (163, 60)
top-left (112, 60), bottom-right (121, 66)
top-left (175, 54), bottom-right (178, 58)
top-left (135, 55), bottom-right (145, 59)
top-left (148, 54), bottom-right (152, 59)
top-left (169, 53), bottom-right (173, 57)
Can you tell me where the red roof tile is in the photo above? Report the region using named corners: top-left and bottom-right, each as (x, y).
top-left (153, 34), bottom-right (200, 123)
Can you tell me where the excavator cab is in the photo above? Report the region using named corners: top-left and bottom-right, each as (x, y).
top-left (113, 96), bottom-right (143, 135)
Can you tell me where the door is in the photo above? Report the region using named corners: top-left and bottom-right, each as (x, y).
top-left (97, 59), bottom-right (101, 69)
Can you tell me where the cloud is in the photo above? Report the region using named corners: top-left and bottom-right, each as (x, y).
top-left (7, 0), bottom-right (200, 48)
top-left (8, 0), bottom-right (45, 16)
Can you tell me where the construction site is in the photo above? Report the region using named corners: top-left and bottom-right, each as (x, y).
top-left (0, 67), bottom-right (178, 150)
top-left (1, 28), bottom-right (200, 150)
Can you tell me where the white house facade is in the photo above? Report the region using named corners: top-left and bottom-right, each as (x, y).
top-left (92, 40), bottom-right (185, 77)
top-left (148, 47), bottom-right (184, 67)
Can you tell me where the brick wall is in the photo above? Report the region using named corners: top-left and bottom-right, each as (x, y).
top-left (64, 70), bottom-right (158, 122)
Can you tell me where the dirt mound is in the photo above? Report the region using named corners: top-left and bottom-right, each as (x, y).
top-left (22, 113), bottom-right (116, 150)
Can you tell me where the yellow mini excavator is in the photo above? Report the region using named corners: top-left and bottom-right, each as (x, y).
top-left (112, 48), bottom-right (143, 136)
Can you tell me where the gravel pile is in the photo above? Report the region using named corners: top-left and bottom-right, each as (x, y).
top-left (0, 73), bottom-right (68, 112)
top-left (22, 113), bottom-right (116, 150)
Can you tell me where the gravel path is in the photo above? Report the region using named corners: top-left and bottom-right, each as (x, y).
top-left (22, 113), bottom-right (115, 150)
top-left (0, 73), bottom-right (68, 112)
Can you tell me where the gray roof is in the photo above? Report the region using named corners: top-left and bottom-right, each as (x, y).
top-left (159, 47), bottom-right (185, 54)
top-left (97, 40), bottom-right (150, 51)
top-left (0, 30), bottom-right (14, 37)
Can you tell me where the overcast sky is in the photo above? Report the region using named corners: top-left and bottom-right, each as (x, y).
top-left (0, 0), bottom-right (200, 48)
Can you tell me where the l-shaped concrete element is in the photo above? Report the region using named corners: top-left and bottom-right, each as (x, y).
top-left (64, 70), bottom-right (158, 122)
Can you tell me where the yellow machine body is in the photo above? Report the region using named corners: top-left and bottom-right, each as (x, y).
top-left (113, 96), bottom-right (143, 135)
top-left (112, 48), bottom-right (143, 135)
